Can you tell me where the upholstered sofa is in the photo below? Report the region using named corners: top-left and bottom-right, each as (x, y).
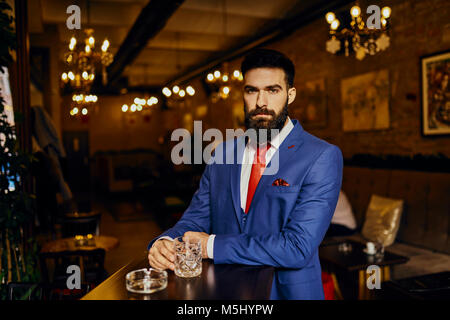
top-left (327, 166), bottom-right (450, 280)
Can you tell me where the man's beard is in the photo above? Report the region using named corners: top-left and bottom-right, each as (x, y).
top-left (244, 99), bottom-right (289, 144)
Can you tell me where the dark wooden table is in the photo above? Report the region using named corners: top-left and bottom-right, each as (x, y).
top-left (319, 239), bottom-right (409, 299)
top-left (82, 258), bottom-right (274, 300)
top-left (40, 235), bottom-right (120, 253)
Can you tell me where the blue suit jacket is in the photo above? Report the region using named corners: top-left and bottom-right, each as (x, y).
top-left (148, 120), bottom-right (343, 299)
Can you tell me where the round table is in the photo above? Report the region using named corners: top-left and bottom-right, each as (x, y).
top-left (40, 235), bottom-right (120, 253)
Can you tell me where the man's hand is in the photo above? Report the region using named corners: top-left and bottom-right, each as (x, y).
top-left (183, 231), bottom-right (210, 259)
top-left (148, 239), bottom-right (175, 271)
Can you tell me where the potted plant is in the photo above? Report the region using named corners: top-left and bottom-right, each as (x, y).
top-left (0, 1), bottom-right (39, 300)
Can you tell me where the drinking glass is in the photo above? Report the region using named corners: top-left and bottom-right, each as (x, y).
top-left (174, 236), bottom-right (202, 278)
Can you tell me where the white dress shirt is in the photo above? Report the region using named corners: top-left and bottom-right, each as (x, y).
top-left (156, 118), bottom-right (295, 259)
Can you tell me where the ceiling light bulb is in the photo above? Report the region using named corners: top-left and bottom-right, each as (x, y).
top-left (222, 86), bottom-right (230, 95)
top-left (69, 37), bottom-right (76, 50)
top-left (85, 45), bottom-right (91, 54)
top-left (89, 74), bottom-right (95, 80)
top-left (350, 6), bottom-right (361, 18)
top-left (130, 104), bottom-right (137, 112)
top-left (82, 108), bottom-right (88, 115)
top-left (102, 39), bottom-right (110, 52)
top-left (186, 86), bottom-right (195, 96)
top-left (61, 73), bottom-right (68, 81)
top-left (172, 85), bottom-right (180, 94)
top-left (381, 7), bottom-right (391, 19)
top-left (137, 105), bottom-right (143, 111)
top-left (122, 104), bottom-right (128, 112)
top-left (88, 36), bottom-right (95, 47)
top-left (179, 89), bottom-right (186, 97)
top-left (134, 97), bottom-right (140, 104)
top-left (148, 97), bottom-right (158, 105)
top-left (222, 75), bottom-right (229, 82)
top-left (330, 19), bottom-right (340, 30)
top-left (233, 70), bottom-right (240, 78)
top-left (214, 70), bottom-right (221, 78)
top-left (68, 72), bottom-right (75, 80)
top-left (162, 87), bottom-right (172, 97)
top-left (207, 73), bottom-right (214, 81)
top-left (381, 18), bottom-right (387, 27)
top-left (82, 71), bottom-right (89, 80)
top-left (325, 12), bottom-right (336, 24)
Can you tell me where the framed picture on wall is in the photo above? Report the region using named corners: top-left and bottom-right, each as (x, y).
top-left (341, 69), bottom-right (390, 132)
top-left (421, 50), bottom-right (450, 136)
top-left (290, 78), bottom-right (327, 129)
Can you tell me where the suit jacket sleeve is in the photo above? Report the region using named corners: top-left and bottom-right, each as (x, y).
top-left (147, 163), bottom-right (212, 250)
top-left (213, 145), bottom-right (343, 269)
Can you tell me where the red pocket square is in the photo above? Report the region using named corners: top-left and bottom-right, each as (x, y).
top-left (272, 178), bottom-right (290, 186)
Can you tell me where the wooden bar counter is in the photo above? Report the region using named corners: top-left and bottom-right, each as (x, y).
top-left (82, 257), bottom-right (274, 300)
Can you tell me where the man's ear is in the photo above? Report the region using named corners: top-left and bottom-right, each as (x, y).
top-left (287, 87), bottom-right (296, 104)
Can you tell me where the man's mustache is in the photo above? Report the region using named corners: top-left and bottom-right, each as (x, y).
top-left (248, 108), bottom-right (275, 117)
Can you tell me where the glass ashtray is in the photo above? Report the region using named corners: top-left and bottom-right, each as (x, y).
top-left (125, 268), bottom-right (168, 294)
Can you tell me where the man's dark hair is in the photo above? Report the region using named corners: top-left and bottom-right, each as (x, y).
top-left (241, 48), bottom-right (295, 87)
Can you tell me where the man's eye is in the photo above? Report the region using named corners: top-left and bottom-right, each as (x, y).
top-left (246, 89), bottom-right (257, 93)
top-left (269, 89), bottom-right (279, 93)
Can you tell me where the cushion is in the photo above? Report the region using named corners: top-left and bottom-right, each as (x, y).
top-left (361, 194), bottom-right (404, 247)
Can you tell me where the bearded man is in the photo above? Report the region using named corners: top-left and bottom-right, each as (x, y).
top-left (147, 49), bottom-right (343, 300)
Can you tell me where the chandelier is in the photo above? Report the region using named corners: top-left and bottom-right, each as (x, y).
top-left (161, 32), bottom-right (196, 106)
top-left (205, 62), bottom-right (243, 101)
top-left (162, 85), bottom-right (195, 100)
top-left (325, 4), bottom-right (391, 60)
top-left (69, 93), bottom-right (98, 117)
top-left (121, 95), bottom-right (159, 113)
top-left (60, 28), bottom-right (113, 91)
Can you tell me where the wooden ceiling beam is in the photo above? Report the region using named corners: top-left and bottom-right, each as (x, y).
top-left (106, 0), bottom-right (185, 86)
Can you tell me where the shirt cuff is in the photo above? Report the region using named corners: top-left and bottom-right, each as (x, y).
top-left (207, 234), bottom-right (216, 259)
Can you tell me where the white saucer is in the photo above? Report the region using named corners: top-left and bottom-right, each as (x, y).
top-left (363, 248), bottom-right (376, 255)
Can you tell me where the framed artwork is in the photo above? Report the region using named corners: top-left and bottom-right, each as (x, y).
top-left (291, 78), bottom-right (327, 128)
top-left (341, 69), bottom-right (390, 132)
top-left (421, 50), bottom-right (450, 136)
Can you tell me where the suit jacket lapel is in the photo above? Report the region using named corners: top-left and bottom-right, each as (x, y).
top-left (229, 136), bottom-right (246, 232)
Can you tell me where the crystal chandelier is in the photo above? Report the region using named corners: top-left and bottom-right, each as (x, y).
top-left (121, 96), bottom-right (159, 113)
top-left (205, 62), bottom-right (243, 101)
top-left (60, 28), bottom-right (113, 91)
top-left (69, 93), bottom-right (98, 117)
top-left (162, 85), bottom-right (195, 100)
top-left (325, 4), bottom-right (391, 60)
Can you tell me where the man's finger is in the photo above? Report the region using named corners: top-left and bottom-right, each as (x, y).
top-left (162, 240), bottom-right (175, 254)
top-left (149, 255), bottom-right (166, 270)
top-left (160, 245), bottom-right (175, 262)
top-left (153, 248), bottom-right (175, 270)
top-left (150, 250), bottom-right (170, 270)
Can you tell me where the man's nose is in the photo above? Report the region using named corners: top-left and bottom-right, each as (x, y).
top-left (256, 90), bottom-right (268, 108)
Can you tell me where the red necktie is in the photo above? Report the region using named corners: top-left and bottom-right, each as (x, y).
top-left (245, 143), bottom-right (271, 214)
